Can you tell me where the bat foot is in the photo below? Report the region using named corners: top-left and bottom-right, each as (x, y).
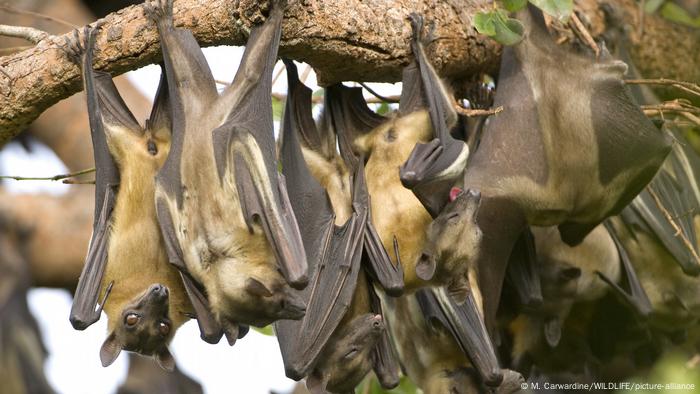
top-left (62, 25), bottom-right (99, 66)
top-left (143, 0), bottom-right (174, 26)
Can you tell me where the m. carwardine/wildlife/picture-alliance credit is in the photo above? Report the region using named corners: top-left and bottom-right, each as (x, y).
top-left (520, 382), bottom-right (697, 391)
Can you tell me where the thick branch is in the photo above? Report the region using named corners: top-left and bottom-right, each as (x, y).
top-left (0, 0), bottom-right (698, 143)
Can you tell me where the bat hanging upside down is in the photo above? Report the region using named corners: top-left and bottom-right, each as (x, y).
top-left (145, 0), bottom-right (308, 343)
top-left (64, 26), bottom-right (192, 371)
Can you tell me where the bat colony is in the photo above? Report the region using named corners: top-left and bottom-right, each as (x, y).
top-left (62, 0), bottom-right (700, 392)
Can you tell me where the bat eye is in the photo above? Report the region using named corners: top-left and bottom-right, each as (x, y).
top-left (158, 321), bottom-right (171, 336)
top-left (344, 348), bottom-right (359, 360)
top-left (147, 140), bottom-right (158, 155)
top-left (125, 313), bottom-right (139, 326)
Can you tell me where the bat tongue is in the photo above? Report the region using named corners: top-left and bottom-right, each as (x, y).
top-left (449, 187), bottom-right (463, 202)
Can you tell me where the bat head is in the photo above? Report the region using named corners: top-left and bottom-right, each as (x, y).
top-left (100, 283), bottom-right (176, 371)
top-left (354, 111), bottom-right (433, 163)
top-left (417, 188), bottom-right (482, 300)
top-left (105, 125), bottom-right (172, 172)
top-left (307, 314), bottom-right (385, 394)
top-left (226, 276), bottom-right (306, 327)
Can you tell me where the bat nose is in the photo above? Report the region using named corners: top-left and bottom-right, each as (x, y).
top-left (465, 189), bottom-right (481, 201)
top-left (371, 314), bottom-right (384, 330)
top-left (150, 284), bottom-right (169, 298)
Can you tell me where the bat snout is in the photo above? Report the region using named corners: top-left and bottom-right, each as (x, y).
top-left (282, 293), bottom-right (307, 320)
top-left (148, 284), bottom-right (169, 301)
top-left (370, 314), bottom-right (384, 331)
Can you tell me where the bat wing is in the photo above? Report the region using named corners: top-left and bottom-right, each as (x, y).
top-left (398, 14), bottom-right (469, 218)
top-left (367, 282), bottom-right (400, 389)
top-left (212, 1), bottom-right (307, 288)
top-left (326, 84), bottom-right (404, 295)
top-left (622, 135), bottom-right (700, 276)
top-left (275, 61), bottom-right (367, 379)
top-left (506, 228), bottom-right (543, 309)
top-left (600, 221), bottom-right (653, 317)
top-left (68, 27), bottom-right (138, 330)
top-left (415, 287), bottom-right (504, 387)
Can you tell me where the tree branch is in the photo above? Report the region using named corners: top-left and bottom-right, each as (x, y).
top-left (0, 0), bottom-right (698, 144)
top-left (0, 24), bottom-right (50, 44)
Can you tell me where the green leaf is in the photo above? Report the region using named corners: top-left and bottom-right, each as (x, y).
top-left (644, 0), bottom-right (665, 14)
top-left (474, 11), bottom-right (498, 36)
top-left (660, 2), bottom-right (700, 27)
top-left (376, 102), bottom-right (391, 115)
top-left (252, 325), bottom-right (275, 336)
top-left (529, 0), bottom-right (573, 22)
top-left (474, 10), bottom-right (524, 45)
top-left (502, 0), bottom-right (527, 12)
top-left (493, 13), bottom-right (525, 45)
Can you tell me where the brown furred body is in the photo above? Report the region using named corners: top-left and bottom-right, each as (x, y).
top-left (355, 110), bottom-right (433, 291)
top-left (99, 127), bottom-right (190, 334)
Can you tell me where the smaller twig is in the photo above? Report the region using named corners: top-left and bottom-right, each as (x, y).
top-left (647, 185), bottom-right (700, 266)
top-left (680, 112), bottom-right (700, 126)
top-left (0, 167), bottom-right (95, 181)
top-left (0, 24), bottom-right (50, 44)
top-left (0, 5), bottom-right (77, 29)
top-left (454, 104), bottom-right (503, 117)
top-left (569, 12), bottom-right (599, 57)
top-left (641, 100), bottom-right (700, 117)
top-left (359, 82), bottom-right (399, 103)
top-left (0, 46), bottom-right (31, 55)
top-left (62, 179), bottom-right (95, 185)
top-left (215, 79), bottom-right (230, 86)
top-left (625, 78), bottom-right (700, 100)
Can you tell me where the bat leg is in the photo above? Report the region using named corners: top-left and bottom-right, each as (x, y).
top-left (506, 229), bottom-right (543, 309)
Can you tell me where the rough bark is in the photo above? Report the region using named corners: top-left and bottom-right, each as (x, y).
top-left (1, 0), bottom-right (698, 143)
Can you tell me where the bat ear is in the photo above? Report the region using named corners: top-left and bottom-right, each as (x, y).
top-left (416, 252), bottom-right (437, 281)
top-left (155, 348), bottom-right (176, 372)
top-left (305, 373), bottom-right (326, 394)
top-left (99, 332), bottom-right (122, 367)
top-left (245, 277), bottom-right (273, 298)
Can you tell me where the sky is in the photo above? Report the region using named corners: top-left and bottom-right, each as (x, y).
top-left (0, 45), bottom-right (401, 394)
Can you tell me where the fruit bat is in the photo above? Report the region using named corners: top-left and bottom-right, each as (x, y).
top-left (323, 84), bottom-right (404, 296)
top-left (145, 0), bottom-right (307, 339)
top-left (305, 313), bottom-right (385, 394)
top-left (64, 25), bottom-right (193, 370)
top-left (509, 225), bottom-right (621, 362)
top-left (340, 19), bottom-right (467, 293)
top-left (275, 61), bottom-right (399, 389)
top-left (439, 4), bottom-right (671, 335)
top-left (383, 292), bottom-right (523, 394)
top-left (398, 14), bottom-right (470, 219)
